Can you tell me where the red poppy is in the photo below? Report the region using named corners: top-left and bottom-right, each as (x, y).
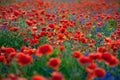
top-left (78, 56), bottom-right (91, 65)
top-left (102, 53), bottom-right (112, 63)
top-left (32, 75), bottom-right (46, 80)
top-left (96, 33), bottom-right (102, 38)
top-left (72, 51), bottom-right (82, 58)
top-left (9, 74), bottom-right (16, 80)
top-left (104, 37), bottom-right (113, 43)
top-left (109, 56), bottom-right (119, 67)
top-left (87, 72), bottom-right (95, 80)
top-left (50, 72), bottom-right (64, 80)
top-left (10, 52), bottom-right (16, 59)
top-left (30, 38), bottom-right (39, 45)
top-left (21, 46), bottom-right (28, 52)
top-left (88, 63), bottom-right (97, 70)
top-left (0, 46), bottom-right (6, 53)
top-left (47, 58), bottom-right (61, 70)
top-left (48, 24), bottom-right (56, 29)
top-left (97, 22), bottom-right (103, 27)
top-left (94, 68), bottom-right (106, 78)
top-left (17, 53), bottom-right (33, 66)
top-left (5, 48), bottom-right (16, 54)
top-left (57, 33), bottom-right (64, 40)
top-left (24, 49), bottom-right (36, 55)
top-left (36, 44), bottom-right (53, 57)
top-left (59, 28), bottom-right (66, 33)
top-left (88, 52), bottom-right (102, 61)
top-left (97, 47), bottom-right (107, 53)
top-left (14, 10), bottom-right (20, 16)
top-left (9, 27), bottom-right (20, 32)
top-left (32, 27), bottom-right (38, 33)
top-left (26, 19), bottom-right (33, 26)
top-left (0, 55), bottom-right (5, 62)
top-left (59, 45), bottom-right (65, 52)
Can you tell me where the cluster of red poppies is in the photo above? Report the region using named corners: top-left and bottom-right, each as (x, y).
top-left (0, 0), bottom-right (120, 80)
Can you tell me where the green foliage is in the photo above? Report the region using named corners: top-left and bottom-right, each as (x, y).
top-left (0, 31), bottom-right (28, 49)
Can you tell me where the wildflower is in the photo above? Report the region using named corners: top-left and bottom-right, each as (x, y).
top-left (50, 72), bottom-right (64, 80)
top-left (102, 53), bottom-right (112, 63)
top-left (17, 53), bottom-right (33, 66)
top-left (36, 44), bottom-right (53, 57)
top-left (47, 58), bottom-right (61, 70)
top-left (59, 45), bottom-right (65, 52)
top-left (5, 48), bottom-right (16, 54)
top-left (97, 47), bottom-right (107, 53)
top-left (72, 51), bottom-right (82, 58)
top-left (14, 10), bottom-right (20, 16)
top-left (78, 56), bottom-right (91, 65)
top-left (26, 19), bottom-right (33, 26)
top-left (94, 68), bottom-right (106, 78)
top-left (32, 75), bottom-right (46, 80)
top-left (109, 56), bottom-right (119, 67)
top-left (0, 55), bottom-right (5, 62)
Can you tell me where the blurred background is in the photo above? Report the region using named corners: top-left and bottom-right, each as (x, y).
top-left (0, 0), bottom-right (120, 6)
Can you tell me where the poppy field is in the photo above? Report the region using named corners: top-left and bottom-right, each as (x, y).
top-left (0, 0), bottom-right (120, 80)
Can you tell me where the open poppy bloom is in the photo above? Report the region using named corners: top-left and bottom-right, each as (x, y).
top-left (17, 53), bottom-right (33, 66)
top-left (32, 75), bottom-right (46, 80)
top-left (72, 51), bottom-right (82, 58)
top-left (36, 44), bottom-right (53, 57)
top-left (78, 56), bottom-right (91, 65)
top-left (94, 68), bottom-right (106, 78)
top-left (0, 55), bottom-right (5, 62)
top-left (108, 56), bottom-right (119, 67)
top-left (50, 72), bottom-right (64, 80)
top-left (47, 58), bottom-right (61, 70)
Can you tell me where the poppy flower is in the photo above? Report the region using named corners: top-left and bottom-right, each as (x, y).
top-left (50, 72), bottom-right (64, 80)
top-left (14, 10), bottom-right (20, 16)
top-left (17, 77), bottom-right (27, 80)
top-left (0, 46), bottom-right (6, 53)
top-left (72, 51), bottom-right (82, 58)
top-left (97, 47), bottom-right (107, 53)
top-left (78, 56), bottom-right (91, 65)
top-left (56, 33), bottom-right (64, 40)
top-left (30, 38), bottom-right (39, 45)
top-left (36, 44), bottom-right (53, 57)
top-left (32, 27), bottom-right (38, 33)
top-left (88, 52), bottom-right (102, 61)
top-left (21, 46), bottom-right (28, 52)
top-left (0, 55), bottom-right (5, 62)
top-left (94, 68), bottom-right (106, 78)
top-left (24, 49), bottom-right (36, 55)
top-left (9, 74), bottom-right (16, 80)
top-left (5, 48), bottom-right (16, 54)
top-left (104, 37), bottom-right (113, 43)
top-left (32, 75), bottom-right (46, 80)
top-left (96, 33), bottom-right (102, 38)
top-left (10, 52), bottom-right (16, 59)
top-left (88, 63), bottom-right (97, 70)
top-left (41, 27), bottom-right (46, 31)
top-left (59, 45), bottom-right (65, 52)
top-left (47, 58), bottom-right (61, 70)
top-left (17, 53), bottom-right (33, 66)
top-left (80, 37), bottom-right (88, 44)
top-left (102, 53), bottom-right (112, 63)
top-left (26, 19), bottom-right (33, 26)
top-left (48, 24), bottom-right (56, 29)
top-left (9, 27), bottom-right (20, 32)
top-left (97, 22), bottom-right (103, 27)
top-left (59, 28), bottom-right (66, 33)
top-left (87, 72), bottom-right (95, 80)
top-left (109, 56), bottom-right (119, 67)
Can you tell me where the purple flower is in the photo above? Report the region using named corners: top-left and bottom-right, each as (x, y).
top-left (1, 25), bottom-right (6, 31)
